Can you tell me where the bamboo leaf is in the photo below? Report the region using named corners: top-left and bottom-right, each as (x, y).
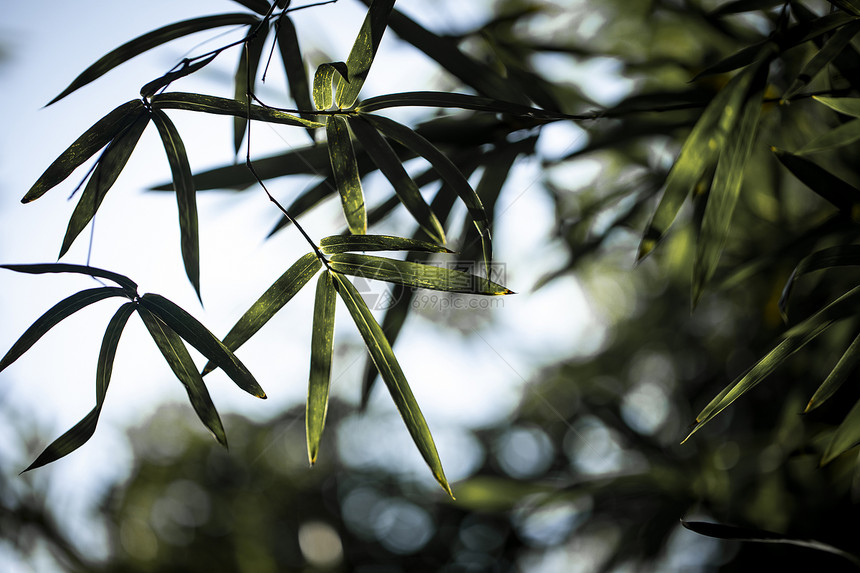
top-left (277, 16), bottom-right (316, 131)
top-left (320, 234), bottom-right (451, 254)
top-left (151, 108), bottom-right (201, 300)
top-left (780, 245), bottom-right (860, 317)
top-left (48, 14), bottom-right (261, 105)
top-left (0, 263), bottom-right (138, 293)
top-left (806, 332), bottom-right (860, 413)
top-left (346, 116), bottom-right (446, 244)
top-left (0, 287), bottom-right (130, 373)
top-left (313, 62), bottom-right (348, 111)
top-left (139, 294), bottom-right (266, 399)
top-left (798, 118), bottom-right (860, 155)
top-left (138, 305), bottom-right (228, 447)
top-left (356, 91), bottom-right (572, 119)
top-left (326, 115), bottom-right (367, 234)
top-left (23, 100), bottom-right (144, 203)
top-left (60, 113), bottom-right (150, 258)
top-left (231, 0), bottom-right (271, 15)
top-left (234, 26), bottom-right (270, 153)
top-left (140, 54), bottom-right (219, 98)
top-left (329, 253), bottom-right (514, 295)
top-left (307, 271), bottom-right (337, 465)
top-left (814, 96), bottom-right (860, 117)
top-left (824, 397), bottom-right (860, 465)
top-left (782, 21), bottom-right (860, 101)
top-left (203, 253), bottom-right (321, 373)
top-left (335, 0), bottom-right (396, 109)
top-left (151, 92), bottom-right (323, 128)
top-left (693, 60), bottom-right (769, 305)
top-left (826, 0), bottom-right (860, 17)
top-left (772, 148), bottom-right (860, 215)
top-left (331, 272), bottom-right (453, 497)
top-left (709, 0), bottom-right (787, 16)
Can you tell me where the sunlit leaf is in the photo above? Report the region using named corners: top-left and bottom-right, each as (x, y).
top-left (203, 253), bottom-right (322, 373)
top-left (326, 115), bottom-right (367, 234)
top-left (0, 263), bottom-right (138, 293)
top-left (48, 14), bottom-right (261, 105)
top-left (23, 100), bottom-right (144, 203)
top-left (682, 520), bottom-right (860, 567)
top-left (780, 245), bottom-right (860, 317)
top-left (277, 16), bottom-right (316, 132)
top-left (329, 253), bottom-right (514, 295)
top-left (806, 332), bottom-right (860, 413)
top-left (22, 302), bottom-right (137, 472)
top-left (824, 396), bottom-right (860, 465)
top-left (151, 108), bottom-right (201, 300)
top-left (0, 287), bottom-right (130, 373)
top-left (799, 118), bottom-right (860, 155)
top-left (151, 92), bottom-right (322, 128)
top-left (140, 54), bottom-right (218, 98)
top-left (356, 91), bottom-right (573, 119)
top-left (320, 234), bottom-right (451, 254)
top-left (693, 59), bottom-right (769, 305)
top-left (331, 272), bottom-right (453, 497)
top-left (335, 0), bottom-right (395, 108)
top-left (313, 62), bottom-right (348, 111)
top-left (782, 21), bottom-right (860, 101)
top-left (307, 271), bottom-right (336, 465)
top-left (814, 96), bottom-right (860, 117)
top-left (234, 26), bottom-right (269, 153)
top-left (772, 148), bottom-right (860, 216)
top-left (139, 294), bottom-right (266, 399)
top-left (138, 305), bottom-right (228, 447)
top-left (60, 113), bottom-right (150, 258)
top-left (346, 116), bottom-right (446, 244)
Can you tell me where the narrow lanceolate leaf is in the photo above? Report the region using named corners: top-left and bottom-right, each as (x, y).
top-left (0, 287), bottom-right (130, 373)
top-left (798, 118), bottom-right (860, 155)
top-left (347, 116), bottom-right (446, 244)
top-left (320, 234), bottom-right (451, 254)
top-left (231, 0), bottom-right (271, 15)
top-left (234, 26), bottom-right (269, 153)
top-left (681, 521), bottom-right (860, 568)
top-left (782, 21), bottom-right (860, 101)
top-left (60, 113), bottom-right (150, 258)
top-left (307, 271), bottom-right (336, 465)
top-left (151, 92), bottom-right (322, 128)
top-left (684, 285), bottom-right (860, 442)
top-left (22, 302), bottom-right (137, 472)
top-left (362, 113), bottom-right (492, 271)
top-left (329, 253), bottom-right (514, 295)
top-left (48, 14), bottom-right (261, 106)
top-left (203, 253), bottom-right (322, 374)
top-left (139, 293), bottom-right (266, 399)
top-left (638, 65), bottom-right (764, 261)
top-left (709, 0), bottom-right (788, 16)
top-left (824, 397), bottom-right (860, 465)
top-left (326, 115), bottom-right (367, 234)
top-left (140, 54), bottom-right (218, 98)
top-left (772, 148), bottom-right (860, 216)
top-left (151, 109), bottom-right (201, 300)
top-left (313, 62), bottom-right (349, 110)
top-left (138, 306), bottom-right (227, 447)
top-left (331, 272), bottom-right (453, 497)
top-left (826, 0), bottom-right (860, 16)
top-left (24, 100), bottom-right (144, 203)
top-left (814, 96), bottom-right (860, 117)
top-left (780, 245), bottom-right (860, 317)
top-left (693, 60), bottom-right (768, 305)
top-left (0, 263), bottom-right (138, 293)
top-left (806, 332), bottom-right (860, 413)
top-left (356, 91), bottom-right (572, 119)
top-left (335, 0), bottom-right (396, 109)
top-left (277, 17), bottom-right (316, 130)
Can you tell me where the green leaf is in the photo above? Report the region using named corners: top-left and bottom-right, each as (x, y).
top-left (313, 62), bottom-right (349, 110)
top-left (0, 287), bottom-right (130, 373)
top-left (329, 253), bottom-right (514, 295)
top-left (48, 14), bottom-right (261, 105)
top-left (772, 148), bottom-right (860, 216)
top-left (782, 21), bottom-right (860, 101)
top-left (709, 0), bottom-right (788, 16)
top-left (356, 91), bottom-right (572, 119)
top-left (0, 263), bottom-right (138, 293)
top-left (685, 285), bottom-right (860, 442)
top-left (138, 305), bottom-right (228, 447)
top-left (151, 108), bottom-right (201, 300)
top-left (234, 26), bottom-right (270, 153)
top-left (331, 272), bottom-right (453, 497)
top-left (140, 54), bottom-right (219, 98)
top-left (326, 115), bottom-right (367, 234)
top-left (806, 332), bottom-right (860, 413)
top-left (681, 520), bottom-right (860, 567)
top-left (320, 234), bottom-right (451, 254)
top-left (22, 302), bottom-right (137, 472)
top-left (60, 112), bottom-right (150, 258)
top-left (139, 294), bottom-right (266, 399)
top-left (346, 116), bottom-right (446, 244)
top-left (277, 16), bottom-right (316, 132)
top-left (824, 397), bottom-right (860, 465)
top-left (799, 118), bottom-right (860, 155)
top-left (231, 0), bottom-right (271, 15)
top-left (361, 113), bottom-right (492, 272)
top-left (693, 60), bottom-right (769, 305)
top-left (780, 245), bottom-right (860, 317)
top-left (203, 252), bottom-right (322, 373)
top-left (335, 0), bottom-right (396, 109)
top-left (23, 100), bottom-right (144, 203)
top-left (814, 96), bottom-right (860, 117)
top-left (151, 92), bottom-right (323, 128)
top-left (307, 271), bottom-right (337, 465)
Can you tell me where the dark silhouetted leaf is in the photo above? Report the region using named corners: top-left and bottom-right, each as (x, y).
top-left (231, 0), bottom-right (271, 15)
top-left (151, 92), bottom-right (322, 128)
top-left (326, 115), bottom-right (366, 234)
top-left (48, 14), bottom-right (261, 105)
top-left (335, 0), bottom-right (395, 108)
top-left (0, 263), bottom-right (138, 293)
top-left (780, 245), bottom-right (860, 317)
top-left (277, 16), bottom-right (316, 132)
top-left (234, 26), bottom-right (269, 153)
top-left (307, 271), bottom-right (336, 465)
top-left (320, 234), bottom-right (451, 254)
top-left (709, 0), bottom-right (787, 16)
top-left (140, 54), bottom-right (219, 98)
top-left (772, 147), bottom-right (860, 215)
top-left (356, 90), bottom-right (573, 119)
top-left (782, 21), bottom-right (860, 101)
